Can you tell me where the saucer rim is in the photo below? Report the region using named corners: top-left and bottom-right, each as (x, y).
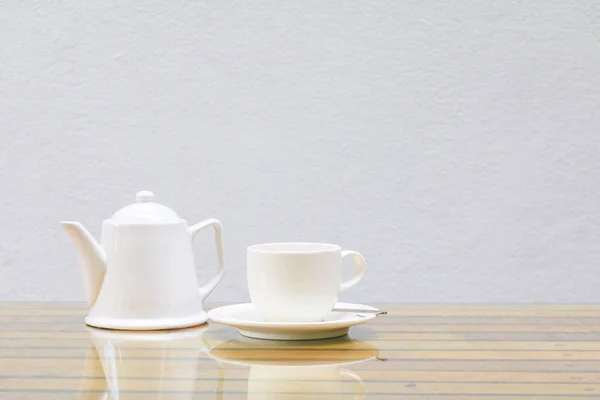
top-left (209, 352), bottom-right (378, 368)
top-left (207, 302), bottom-right (378, 330)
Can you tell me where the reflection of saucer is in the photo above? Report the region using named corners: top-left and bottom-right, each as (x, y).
top-left (208, 302), bottom-right (379, 340)
top-left (208, 335), bottom-right (381, 368)
top-left (209, 336), bottom-right (374, 400)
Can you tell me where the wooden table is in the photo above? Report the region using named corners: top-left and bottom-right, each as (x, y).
top-left (2, 303), bottom-right (600, 399)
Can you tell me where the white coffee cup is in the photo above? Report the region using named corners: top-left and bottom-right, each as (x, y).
top-left (247, 242), bottom-right (366, 322)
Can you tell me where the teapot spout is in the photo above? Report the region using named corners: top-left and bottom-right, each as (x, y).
top-left (61, 221), bottom-right (107, 306)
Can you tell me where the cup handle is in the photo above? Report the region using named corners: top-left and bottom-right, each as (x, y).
top-left (340, 368), bottom-right (366, 400)
top-left (340, 250), bottom-right (366, 291)
top-left (189, 218), bottom-right (226, 302)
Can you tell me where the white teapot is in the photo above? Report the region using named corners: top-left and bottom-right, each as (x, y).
top-left (61, 190), bottom-right (225, 330)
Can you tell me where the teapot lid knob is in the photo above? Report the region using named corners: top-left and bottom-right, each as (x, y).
top-left (136, 190), bottom-right (156, 203)
top-left (110, 190), bottom-right (181, 224)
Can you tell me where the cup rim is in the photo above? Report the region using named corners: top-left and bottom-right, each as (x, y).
top-left (247, 242), bottom-right (341, 254)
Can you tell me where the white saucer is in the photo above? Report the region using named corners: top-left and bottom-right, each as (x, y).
top-left (207, 302), bottom-right (379, 340)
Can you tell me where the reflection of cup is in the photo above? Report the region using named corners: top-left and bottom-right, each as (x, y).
top-left (247, 243), bottom-right (366, 322)
top-left (83, 326), bottom-right (210, 399)
top-left (248, 365), bottom-right (364, 400)
top-left (209, 335), bottom-right (378, 399)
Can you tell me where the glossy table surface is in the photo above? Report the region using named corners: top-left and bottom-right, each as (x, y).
top-left (3, 303), bottom-right (600, 399)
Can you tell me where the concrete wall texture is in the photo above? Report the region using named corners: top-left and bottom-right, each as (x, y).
top-left (1, 1), bottom-right (599, 303)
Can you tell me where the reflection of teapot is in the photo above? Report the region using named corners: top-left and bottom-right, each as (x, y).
top-left (83, 326), bottom-right (212, 399)
top-left (209, 336), bottom-right (380, 399)
top-left (61, 190), bottom-right (225, 330)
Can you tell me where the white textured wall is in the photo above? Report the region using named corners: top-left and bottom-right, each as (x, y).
top-left (1, 1), bottom-right (599, 303)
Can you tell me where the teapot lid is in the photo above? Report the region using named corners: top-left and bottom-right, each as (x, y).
top-left (110, 191), bottom-right (182, 224)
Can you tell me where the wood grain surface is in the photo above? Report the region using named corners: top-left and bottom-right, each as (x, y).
top-left (2, 303), bottom-right (600, 399)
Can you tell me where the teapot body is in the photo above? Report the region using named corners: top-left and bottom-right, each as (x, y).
top-left (62, 191), bottom-right (225, 331)
top-left (87, 221), bottom-right (207, 330)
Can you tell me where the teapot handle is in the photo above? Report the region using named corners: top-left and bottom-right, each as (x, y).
top-left (189, 218), bottom-right (226, 302)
